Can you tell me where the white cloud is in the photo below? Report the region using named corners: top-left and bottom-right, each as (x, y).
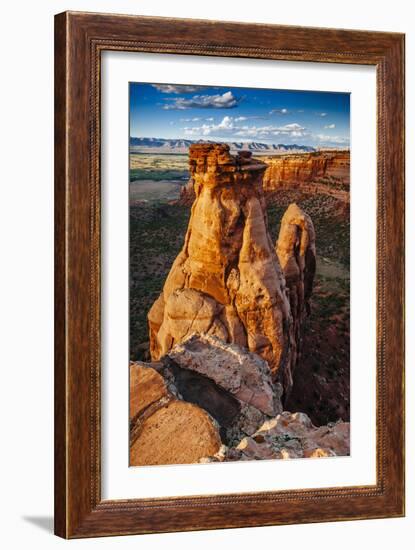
top-left (152, 84), bottom-right (206, 94)
top-left (319, 112), bottom-right (328, 117)
top-left (324, 123), bottom-right (336, 129)
top-left (234, 115), bottom-right (267, 122)
top-left (182, 117), bottom-right (308, 139)
top-left (270, 108), bottom-right (289, 115)
top-left (162, 91), bottom-right (240, 110)
top-left (180, 115), bottom-right (349, 146)
top-left (315, 134), bottom-right (349, 144)
top-left (183, 115), bottom-right (235, 136)
top-left (180, 117), bottom-right (202, 122)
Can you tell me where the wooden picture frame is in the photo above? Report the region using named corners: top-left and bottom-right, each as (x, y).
top-left (54, 11), bottom-right (405, 538)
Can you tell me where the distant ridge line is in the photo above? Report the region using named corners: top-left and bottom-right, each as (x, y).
top-left (129, 137), bottom-right (321, 155)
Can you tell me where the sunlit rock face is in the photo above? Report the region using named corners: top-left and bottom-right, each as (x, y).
top-left (262, 151), bottom-right (350, 191)
top-left (129, 363), bottom-right (222, 466)
top-left (148, 143), bottom-right (295, 392)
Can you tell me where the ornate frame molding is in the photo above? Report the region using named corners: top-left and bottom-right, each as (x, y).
top-left (55, 11), bottom-right (405, 538)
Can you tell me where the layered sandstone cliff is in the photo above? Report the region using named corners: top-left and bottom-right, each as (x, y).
top-left (148, 143), bottom-right (296, 393)
top-left (262, 151), bottom-right (350, 193)
top-left (178, 150), bottom-right (350, 206)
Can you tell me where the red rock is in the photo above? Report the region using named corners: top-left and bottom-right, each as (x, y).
top-left (148, 143), bottom-right (294, 391)
top-left (262, 151), bottom-right (350, 192)
top-left (166, 333), bottom-right (282, 417)
top-left (130, 400), bottom-right (222, 466)
top-left (276, 203), bottom-right (316, 393)
top-left (129, 363), bottom-right (221, 466)
top-left (129, 363), bottom-right (168, 419)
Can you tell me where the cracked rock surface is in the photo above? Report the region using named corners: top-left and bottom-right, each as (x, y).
top-left (129, 363), bottom-right (222, 466)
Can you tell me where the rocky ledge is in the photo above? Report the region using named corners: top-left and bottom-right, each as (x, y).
top-left (130, 335), bottom-right (349, 466)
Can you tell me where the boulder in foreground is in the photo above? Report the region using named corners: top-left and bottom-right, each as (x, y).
top-left (163, 334), bottom-right (284, 443)
top-left (130, 399), bottom-right (222, 466)
top-left (129, 364), bottom-right (221, 466)
top-left (167, 333), bottom-right (281, 417)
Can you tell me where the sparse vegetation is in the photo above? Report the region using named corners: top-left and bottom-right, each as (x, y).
top-left (130, 153), bottom-right (189, 183)
top-left (129, 203), bottom-right (191, 359)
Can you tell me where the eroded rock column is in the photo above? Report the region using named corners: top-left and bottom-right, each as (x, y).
top-left (148, 143), bottom-right (294, 390)
top-left (276, 203), bottom-right (316, 384)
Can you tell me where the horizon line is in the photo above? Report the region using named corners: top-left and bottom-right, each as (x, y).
top-left (129, 136), bottom-right (350, 148)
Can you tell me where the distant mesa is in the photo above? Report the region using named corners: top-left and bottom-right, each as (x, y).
top-left (130, 136), bottom-right (316, 155)
top-left (129, 137), bottom-right (350, 205)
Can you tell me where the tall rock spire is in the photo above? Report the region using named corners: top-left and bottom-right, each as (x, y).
top-left (276, 203), bottom-right (316, 385)
top-left (148, 143), bottom-right (296, 393)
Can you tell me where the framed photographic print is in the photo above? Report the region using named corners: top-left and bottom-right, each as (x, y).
top-left (54, 11), bottom-right (405, 538)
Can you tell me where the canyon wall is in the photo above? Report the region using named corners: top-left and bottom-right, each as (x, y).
top-left (262, 151), bottom-right (350, 196)
top-left (178, 150), bottom-right (350, 205)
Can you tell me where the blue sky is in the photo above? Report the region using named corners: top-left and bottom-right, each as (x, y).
top-left (130, 82), bottom-right (350, 147)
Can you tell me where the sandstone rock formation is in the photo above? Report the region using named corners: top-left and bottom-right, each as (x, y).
top-left (129, 363), bottom-right (221, 466)
top-left (276, 203), bottom-right (316, 370)
top-left (224, 411), bottom-right (350, 461)
top-left (130, 346), bottom-right (349, 465)
top-left (177, 177), bottom-right (196, 206)
top-left (130, 142), bottom-right (351, 467)
top-left (262, 151), bottom-right (350, 199)
top-left (130, 362), bottom-right (169, 419)
top-left (131, 400), bottom-right (222, 466)
top-left (148, 143), bottom-right (295, 394)
top-left (163, 334), bottom-right (283, 442)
